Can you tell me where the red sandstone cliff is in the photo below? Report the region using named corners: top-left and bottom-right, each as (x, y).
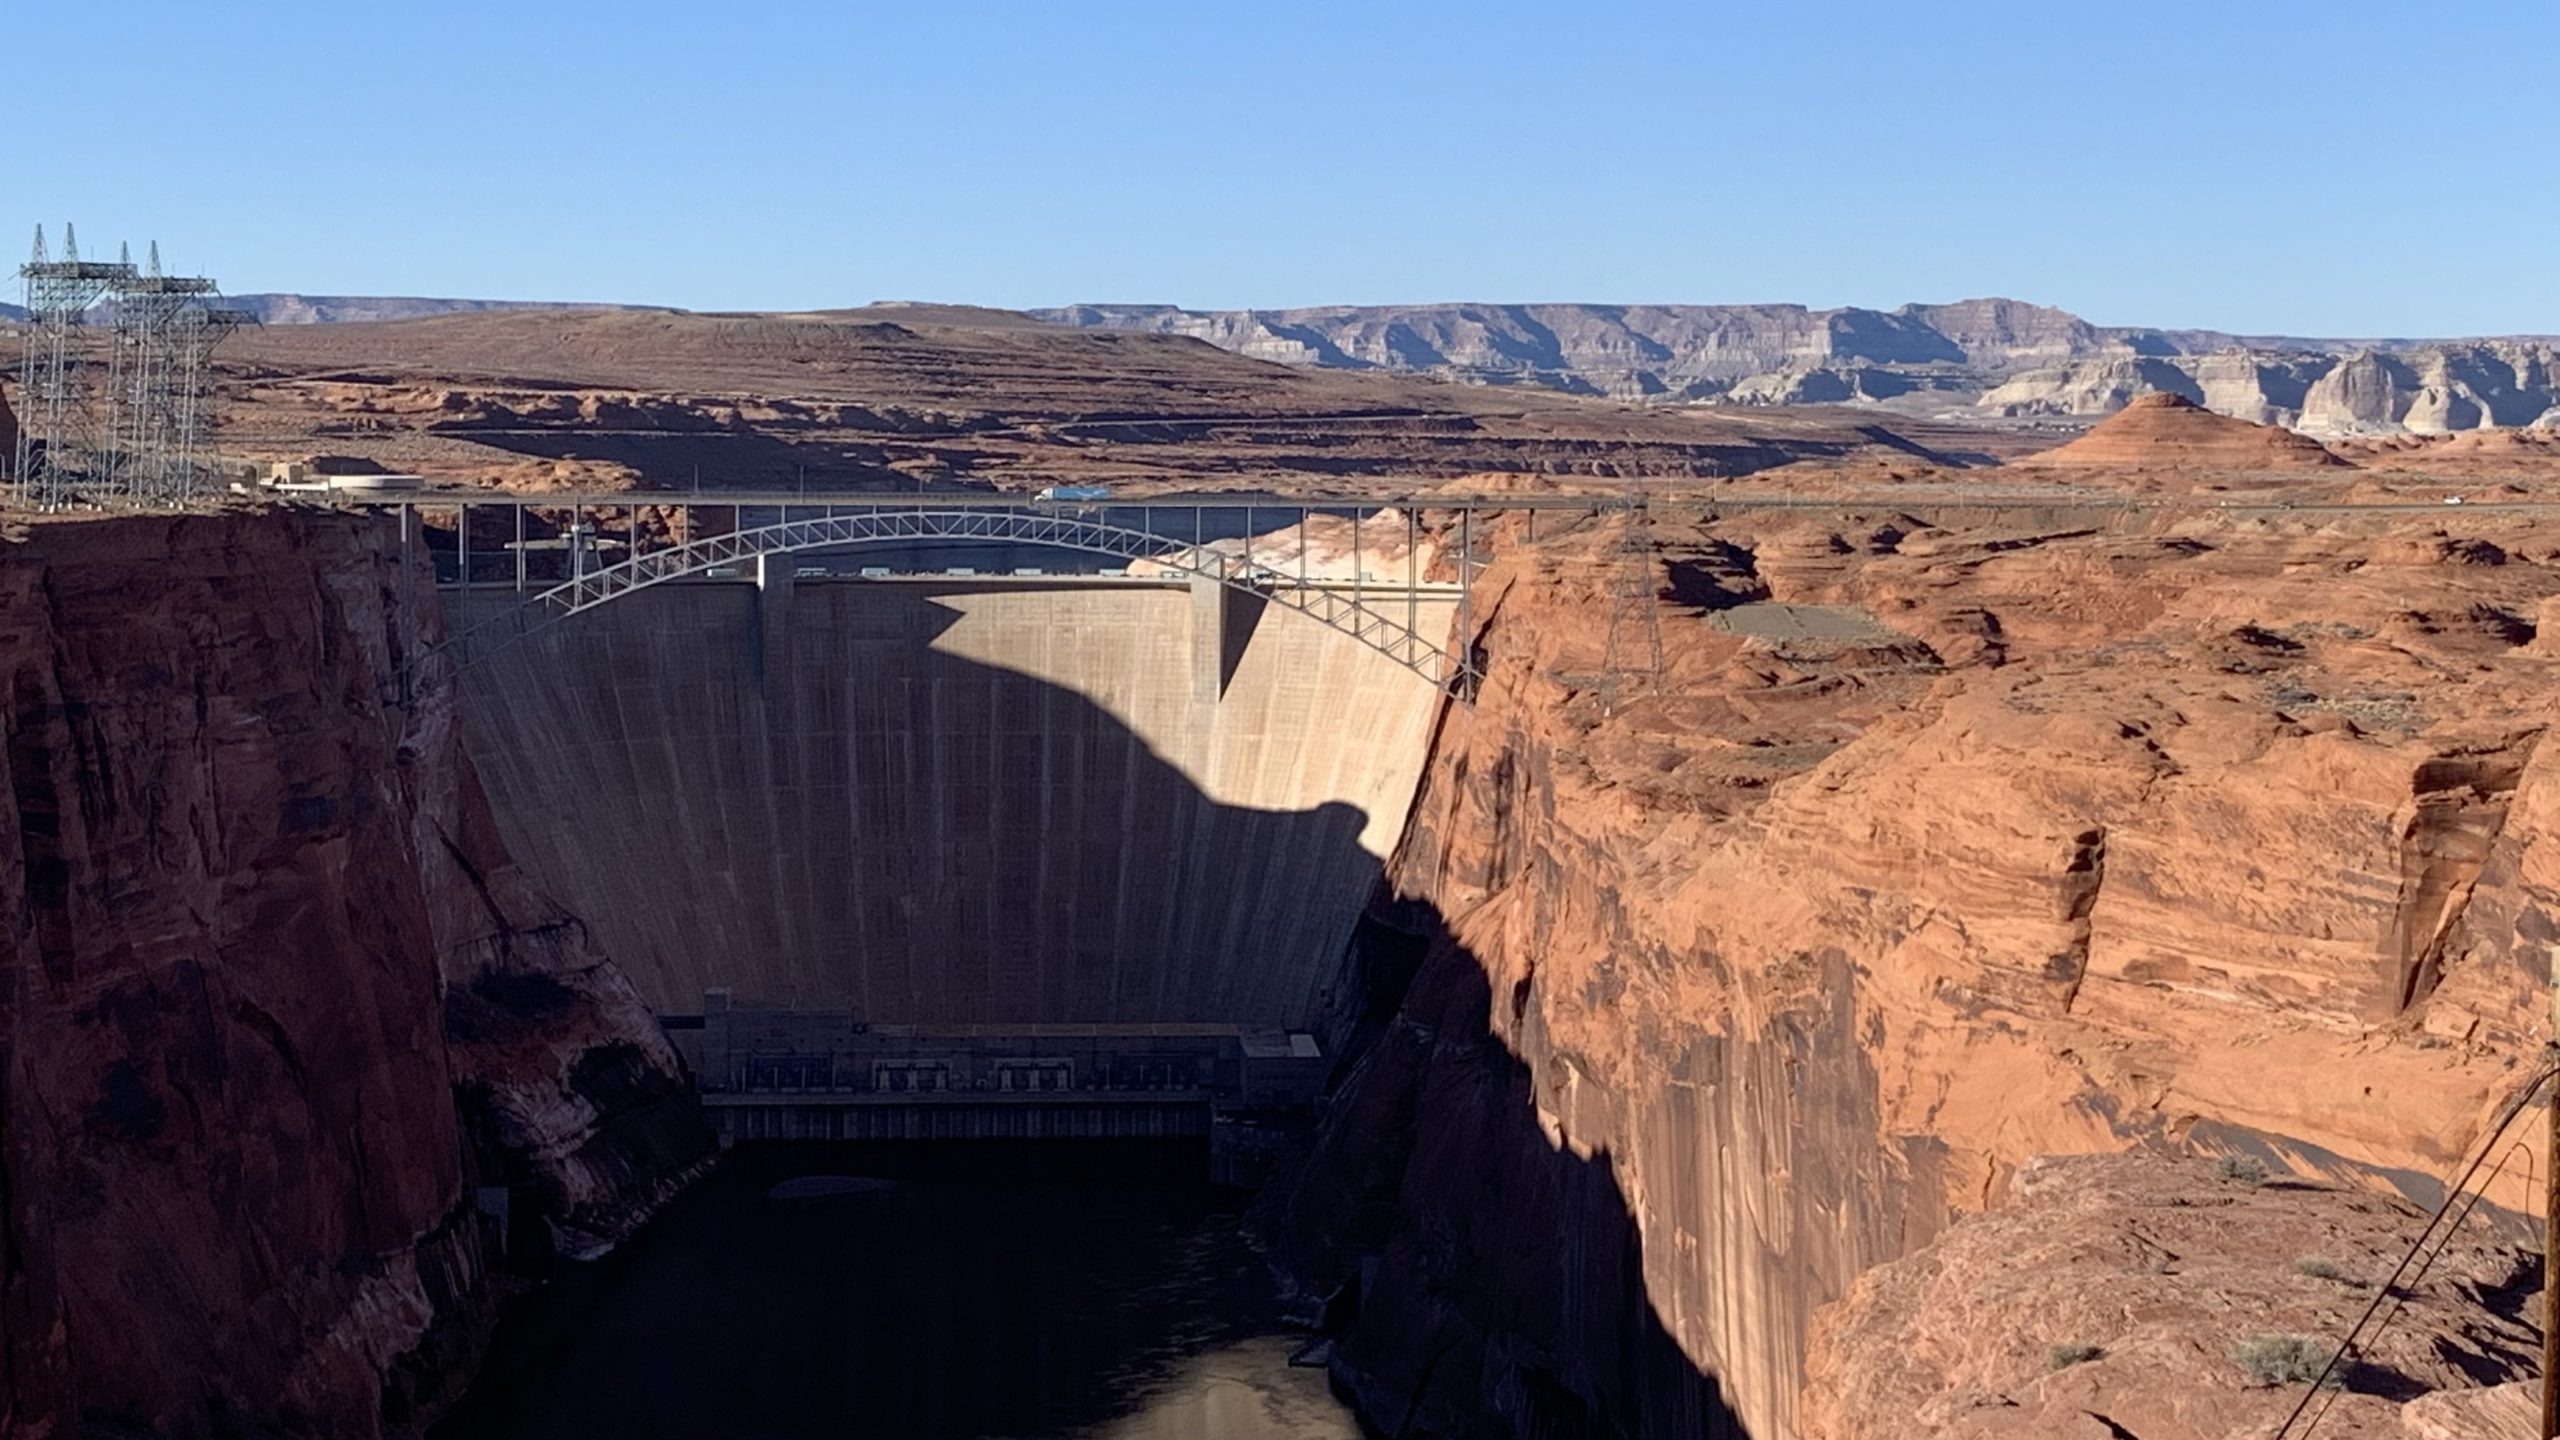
top-left (0, 509), bottom-right (708, 1439)
top-left (1283, 502), bottom-right (2558, 1438)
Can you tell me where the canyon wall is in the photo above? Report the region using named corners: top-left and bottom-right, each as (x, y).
top-left (1282, 506), bottom-right (2559, 1438)
top-left (0, 509), bottom-right (707, 1439)
top-left (455, 581), bottom-right (1450, 1028)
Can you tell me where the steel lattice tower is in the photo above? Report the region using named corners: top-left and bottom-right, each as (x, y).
top-left (112, 243), bottom-right (224, 505)
top-left (1546, 496), bottom-right (1667, 715)
top-left (1594, 496), bottom-right (1667, 713)
top-left (164, 301), bottom-right (249, 503)
top-left (14, 225), bottom-right (135, 510)
top-left (11, 228), bottom-right (247, 510)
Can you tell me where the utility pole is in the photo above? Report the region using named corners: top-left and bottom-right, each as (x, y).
top-left (2545, 938), bottom-right (2558, 1439)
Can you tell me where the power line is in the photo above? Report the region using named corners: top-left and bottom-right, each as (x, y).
top-left (2273, 1054), bottom-right (2559, 1440)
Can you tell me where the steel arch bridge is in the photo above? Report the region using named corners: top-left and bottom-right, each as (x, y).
top-left (426, 505), bottom-right (1476, 692)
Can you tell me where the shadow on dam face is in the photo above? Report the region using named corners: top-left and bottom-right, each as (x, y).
top-left (452, 575), bottom-right (1451, 1032)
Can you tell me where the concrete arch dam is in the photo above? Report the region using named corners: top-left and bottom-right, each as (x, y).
top-left (452, 570), bottom-right (1453, 1135)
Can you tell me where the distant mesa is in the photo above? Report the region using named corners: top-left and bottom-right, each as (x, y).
top-left (1032, 301), bottom-right (2560, 438)
top-left (209, 301), bottom-right (1945, 494)
top-left (226, 295), bottom-right (664, 325)
top-left (2018, 392), bottom-right (2345, 469)
top-left (837, 301), bottom-right (1056, 330)
top-left (19, 288), bottom-right (2549, 440)
top-left (224, 296), bottom-right (1047, 330)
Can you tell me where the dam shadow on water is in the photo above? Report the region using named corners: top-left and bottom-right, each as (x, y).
top-left (441, 567), bottom-right (1735, 1437)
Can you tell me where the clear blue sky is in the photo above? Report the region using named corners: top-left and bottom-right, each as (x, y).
top-left (15, 1), bottom-right (2556, 337)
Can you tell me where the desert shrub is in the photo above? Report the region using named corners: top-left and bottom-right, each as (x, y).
top-left (2215, 1154), bottom-right (2269, 1187)
top-left (2232, 1333), bottom-right (2340, 1387)
top-left (2047, 1341), bottom-right (2104, 1370)
top-left (2293, 1256), bottom-right (2359, 1286)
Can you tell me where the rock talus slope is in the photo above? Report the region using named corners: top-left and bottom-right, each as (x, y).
top-left (0, 510), bottom-right (707, 1439)
top-left (1281, 495), bottom-right (2559, 1439)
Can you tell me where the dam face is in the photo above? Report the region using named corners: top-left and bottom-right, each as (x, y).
top-left (454, 576), bottom-right (1449, 1036)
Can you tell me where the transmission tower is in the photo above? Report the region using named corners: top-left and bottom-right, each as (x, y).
top-left (1551, 497), bottom-right (1667, 714)
top-left (1599, 497), bottom-right (1668, 711)
top-left (10, 228), bottom-right (246, 510)
top-left (112, 243), bottom-right (229, 505)
top-left (165, 301), bottom-right (249, 503)
top-left (14, 225), bottom-right (135, 510)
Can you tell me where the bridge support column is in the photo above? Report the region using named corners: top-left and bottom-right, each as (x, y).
top-left (1190, 573), bottom-right (1225, 704)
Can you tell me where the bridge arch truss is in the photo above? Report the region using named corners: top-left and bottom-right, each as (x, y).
top-left (422, 504), bottom-right (1478, 693)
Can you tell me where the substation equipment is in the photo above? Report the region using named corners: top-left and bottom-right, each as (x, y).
top-left (8, 225), bottom-right (253, 510)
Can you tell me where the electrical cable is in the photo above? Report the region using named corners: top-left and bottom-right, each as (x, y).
top-left (2286, 1136), bottom-right (2533, 1439)
top-left (2272, 1056), bottom-right (2558, 1439)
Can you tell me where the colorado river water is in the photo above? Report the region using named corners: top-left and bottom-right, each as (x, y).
top-left (435, 1142), bottom-right (1362, 1440)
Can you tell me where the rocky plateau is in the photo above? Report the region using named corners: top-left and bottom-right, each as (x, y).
top-left (21, 292), bottom-right (2554, 472)
top-left (186, 307), bottom-right (2018, 495)
top-left (15, 298), bottom-right (2560, 504)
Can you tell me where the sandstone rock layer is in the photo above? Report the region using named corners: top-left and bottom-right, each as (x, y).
top-left (0, 509), bottom-right (707, 1439)
top-left (1798, 1154), bottom-right (2538, 1440)
top-left (1284, 497), bottom-right (2559, 1439)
